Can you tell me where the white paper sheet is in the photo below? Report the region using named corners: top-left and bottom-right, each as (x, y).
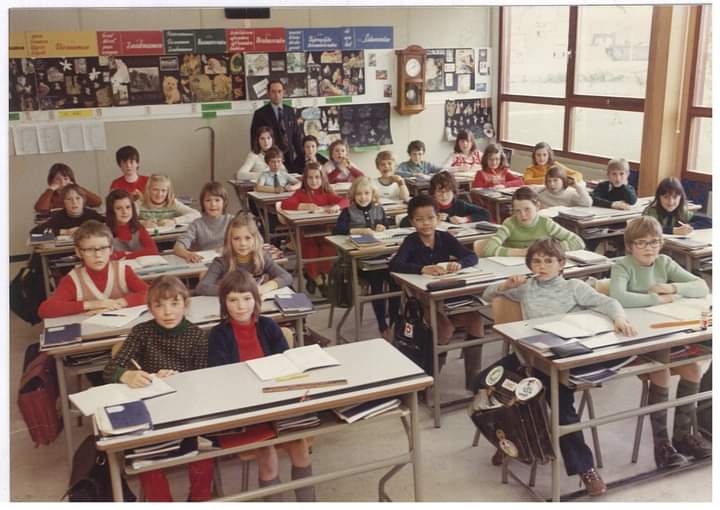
top-left (83, 305), bottom-right (148, 328)
top-left (12, 125), bottom-right (40, 155)
top-left (59, 122), bottom-right (85, 152)
top-left (83, 120), bottom-right (107, 151)
top-left (36, 124), bottom-right (63, 154)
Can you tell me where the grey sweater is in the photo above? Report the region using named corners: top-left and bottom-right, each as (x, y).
top-left (176, 214), bottom-right (234, 251)
top-left (537, 185), bottom-right (592, 208)
top-left (194, 254), bottom-right (293, 296)
top-left (483, 275), bottom-right (626, 321)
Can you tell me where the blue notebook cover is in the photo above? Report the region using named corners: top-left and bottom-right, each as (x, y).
top-left (30, 231), bottom-right (56, 243)
top-left (43, 323), bottom-right (82, 347)
top-left (104, 400), bottom-right (152, 430)
top-left (274, 293), bottom-right (313, 312)
top-left (350, 234), bottom-right (381, 245)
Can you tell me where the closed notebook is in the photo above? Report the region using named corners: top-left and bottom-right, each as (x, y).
top-left (350, 234), bottom-right (383, 248)
top-left (97, 400), bottom-right (152, 435)
top-left (41, 322), bottom-right (81, 349)
top-left (274, 293), bottom-right (313, 313)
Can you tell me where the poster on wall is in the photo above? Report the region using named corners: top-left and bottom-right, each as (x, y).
top-left (444, 98), bottom-right (493, 142)
top-left (32, 57), bottom-right (113, 109)
top-left (9, 58), bottom-right (39, 111)
top-left (296, 102), bottom-right (391, 149)
top-left (425, 48), bottom-right (475, 93)
top-left (297, 105), bottom-right (342, 151)
top-left (305, 50), bottom-right (364, 97)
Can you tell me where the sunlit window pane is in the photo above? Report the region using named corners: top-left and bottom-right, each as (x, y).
top-left (503, 102), bottom-right (564, 149)
top-left (574, 5), bottom-right (652, 98)
top-left (570, 108), bottom-right (643, 161)
top-left (693, 6), bottom-right (712, 107)
top-left (688, 117), bottom-right (711, 174)
top-left (503, 6), bottom-right (569, 98)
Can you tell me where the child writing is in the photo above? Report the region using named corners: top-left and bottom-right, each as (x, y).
top-left (522, 141), bottom-right (584, 185)
top-left (137, 173), bottom-right (201, 228)
top-left (102, 276), bottom-right (213, 502)
top-left (592, 158), bottom-right (637, 210)
top-left (207, 271), bottom-right (315, 502)
top-left (476, 186), bottom-right (584, 257)
top-left (472, 142), bottom-right (523, 189)
top-left (442, 129), bottom-right (483, 172)
top-left (194, 213), bottom-right (293, 297)
top-left (333, 177), bottom-right (400, 339)
top-left (643, 177), bottom-right (695, 235)
top-left (477, 239), bottom-right (636, 496)
top-left (105, 189), bottom-right (159, 260)
top-left (537, 165), bottom-right (592, 208)
top-left (321, 139), bottom-right (364, 184)
top-left (38, 220), bottom-right (148, 318)
top-left (236, 126), bottom-right (276, 181)
top-left (389, 194), bottom-right (485, 385)
top-left (372, 150), bottom-right (409, 202)
top-left (396, 140), bottom-right (442, 178)
top-left (31, 184), bottom-right (106, 236)
top-left (292, 134), bottom-right (328, 173)
top-left (110, 145), bottom-right (148, 201)
top-left (609, 216), bottom-right (711, 468)
top-left (255, 146), bottom-right (301, 193)
top-left (174, 181), bottom-right (235, 263)
top-left (280, 163), bottom-right (349, 294)
top-left (35, 163), bottom-right (102, 214)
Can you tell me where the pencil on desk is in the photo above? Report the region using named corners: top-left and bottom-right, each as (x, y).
top-left (650, 319), bottom-right (702, 329)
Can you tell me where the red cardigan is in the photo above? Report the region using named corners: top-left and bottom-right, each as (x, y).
top-left (473, 167), bottom-right (524, 189)
top-left (281, 188), bottom-right (349, 210)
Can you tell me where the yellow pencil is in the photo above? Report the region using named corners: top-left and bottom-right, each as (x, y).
top-left (275, 373), bottom-right (310, 382)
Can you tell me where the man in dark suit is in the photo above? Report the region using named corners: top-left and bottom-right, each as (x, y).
top-left (250, 79), bottom-right (303, 172)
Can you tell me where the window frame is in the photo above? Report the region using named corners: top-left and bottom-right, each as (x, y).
top-left (681, 5), bottom-right (712, 183)
top-left (497, 5), bottom-right (646, 169)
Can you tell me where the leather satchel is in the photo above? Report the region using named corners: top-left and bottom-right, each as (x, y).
top-left (393, 297), bottom-right (434, 374)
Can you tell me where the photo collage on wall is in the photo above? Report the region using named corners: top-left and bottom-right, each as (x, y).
top-left (30, 57), bottom-right (113, 110)
top-left (444, 98), bottom-right (493, 142)
top-left (297, 102), bottom-right (391, 150)
top-left (425, 48), bottom-right (475, 93)
top-left (9, 59), bottom-right (38, 111)
top-left (297, 105), bottom-right (342, 150)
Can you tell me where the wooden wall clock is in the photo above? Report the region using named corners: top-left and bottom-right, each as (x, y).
top-left (395, 45), bottom-right (427, 115)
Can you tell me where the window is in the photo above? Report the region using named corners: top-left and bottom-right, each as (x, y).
top-left (498, 5), bottom-right (652, 165)
top-left (683, 5), bottom-right (712, 179)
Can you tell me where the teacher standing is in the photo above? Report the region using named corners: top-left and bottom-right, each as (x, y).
top-left (250, 79), bottom-right (303, 173)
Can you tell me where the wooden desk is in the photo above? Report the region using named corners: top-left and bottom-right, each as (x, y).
top-left (94, 339), bottom-right (433, 502)
top-left (248, 191), bottom-right (294, 244)
top-left (278, 200), bottom-right (408, 295)
top-left (392, 258), bottom-right (613, 428)
top-left (406, 172), bottom-right (474, 197)
top-left (325, 223), bottom-right (496, 343)
top-left (493, 308), bottom-right (712, 501)
top-left (44, 295), bottom-right (313, 471)
top-left (227, 179), bottom-right (255, 211)
top-left (662, 229), bottom-right (712, 273)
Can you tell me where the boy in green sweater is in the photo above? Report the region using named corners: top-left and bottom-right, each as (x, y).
top-left (610, 216), bottom-right (711, 469)
top-left (474, 186), bottom-right (584, 257)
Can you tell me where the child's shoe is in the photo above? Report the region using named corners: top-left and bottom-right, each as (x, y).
top-left (654, 440), bottom-right (688, 468)
top-left (579, 468), bottom-right (607, 496)
top-left (673, 433), bottom-right (712, 460)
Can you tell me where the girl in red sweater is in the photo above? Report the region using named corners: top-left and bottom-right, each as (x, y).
top-left (280, 163), bottom-right (349, 293)
top-left (472, 142), bottom-right (524, 189)
top-left (106, 189), bottom-right (159, 260)
top-left (321, 139), bottom-right (364, 184)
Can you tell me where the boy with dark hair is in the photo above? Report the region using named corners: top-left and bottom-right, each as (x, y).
top-left (397, 140), bottom-right (442, 177)
top-left (111, 145), bottom-right (148, 201)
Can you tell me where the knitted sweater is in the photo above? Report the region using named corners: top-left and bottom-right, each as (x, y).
top-left (194, 254), bottom-right (293, 296)
top-left (31, 208), bottom-right (106, 235)
top-left (483, 275), bottom-right (626, 321)
top-left (592, 181), bottom-right (638, 208)
top-left (35, 185), bottom-right (102, 213)
top-left (609, 254), bottom-right (709, 308)
top-left (103, 318), bottom-right (208, 383)
top-left (643, 205), bottom-right (694, 234)
top-left (110, 175), bottom-right (149, 196)
top-left (176, 214), bottom-right (234, 251)
top-left (333, 203), bottom-right (387, 234)
top-left (280, 189), bottom-right (349, 210)
top-left (111, 223), bottom-right (159, 260)
top-left (396, 160), bottom-right (442, 177)
top-left (537, 185), bottom-right (592, 208)
top-left (482, 214), bottom-right (585, 257)
top-left (137, 198), bottom-right (201, 225)
top-left (472, 167), bottom-right (524, 189)
top-left (522, 162), bottom-right (584, 185)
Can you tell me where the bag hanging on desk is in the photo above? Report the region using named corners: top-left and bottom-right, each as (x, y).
top-left (327, 255), bottom-right (354, 308)
top-left (17, 343), bottom-right (61, 446)
top-left (393, 297), bottom-right (433, 374)
top-left (9, 254), bottom-right (46, 325)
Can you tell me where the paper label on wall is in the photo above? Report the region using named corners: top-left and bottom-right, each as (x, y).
top-left (36, 123), bottom-right (63, 153)
top-left (59, 122), bottom-right (85, 152)
top-left (11, 125), bottom-right (40, 155)
top-left (27, 32), bottom-right (99, 57)
top-left (226, 28), bottom-right (255, 52)
top-left (10, 32), bottom-right (29, 58)
top-left (82, 120), bottom-right (107, 150)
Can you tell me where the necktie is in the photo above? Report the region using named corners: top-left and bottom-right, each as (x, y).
top-left (275, 106), bottom-right (282, 123)
top-left (274, 173), bottom-right (281, 191)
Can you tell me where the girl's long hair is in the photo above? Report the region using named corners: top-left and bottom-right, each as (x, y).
top-left (222, 212), bottom-right (266, 276)
top-left (141, 173), bottom-right (176, 208)
top-left (301, 162), bottom-right (333, 194)
top-left (645, 177), bottom-right (690, 224)
top-left (106, 189), bottom-right (140, 233)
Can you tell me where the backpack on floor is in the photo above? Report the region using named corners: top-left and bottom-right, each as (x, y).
top-left (10, 254), bottom-right (46, 325)
top-left (17, 342), bottom-right (62, 446)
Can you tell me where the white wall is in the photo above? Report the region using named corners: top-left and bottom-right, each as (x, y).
top-left (8, 6), bottom-right (493, 257)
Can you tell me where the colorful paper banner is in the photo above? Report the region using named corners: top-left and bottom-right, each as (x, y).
top-left (27, 31), bottom-right (99, 57)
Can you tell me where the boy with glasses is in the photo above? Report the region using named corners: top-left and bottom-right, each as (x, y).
top-left (610, 216), bottom-right (711, 468)
top-left (38, 220), bottom-right (148, 318)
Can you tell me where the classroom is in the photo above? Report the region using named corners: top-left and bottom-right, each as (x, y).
top-left (5, 1), bottom-right (714, 504)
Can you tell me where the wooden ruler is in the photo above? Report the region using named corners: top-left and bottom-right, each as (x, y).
top-left (262, 379), bottom-right (348, 393)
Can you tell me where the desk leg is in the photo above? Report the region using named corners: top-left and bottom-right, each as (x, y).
top-left (409, 391), bottom-right (423, 501)
top-left (294, 225), bottom-right (305, 294)
top-left (351, 257), bottom-right (361, 342)
top-left (295, 317), bottom-right (304, 346)
top-left (550, 366), bottom-right (560, 502)
top-left (429, 299), bottom-right (441, 428)
top-left (261, 204), bottom-right (271, 242)
top-left (107, 451), bottom-right (124, 502)
top-left (41, 253), bottom-right (52, 296)
top-left (55, 355), bottom-right (74, 471)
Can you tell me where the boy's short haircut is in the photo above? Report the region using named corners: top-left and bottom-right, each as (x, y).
top-left (73, 219), bottom-right (113, 246)
top-left (218, 270), bottom-right (262, 319)
top-left (302, 135), bottom-right (319, 146)
top-left (624, 216), bottom-right (663, 249)
top-left (606, 158), bottom-right (629, 174)
top-left (147, 275), bottom-right (190, 305)
top-left (375, 150), bottom-right (394, 167)
top-left (545, 165), bottom-right (568, 188)
top-left (47, 163), bottom-right (76, 185)
top-left (116, 145), bottom-right (140, 165)
top-left (525, 239), bottom-right (566, 269)
top-left (199, 181), bottom-right (229, 214)
top-left (513, 186), bottom-right (539, 203)
top-left (60, 183), bottom-right (87, 202)
top-left (264, 146), bottom-right (283, 163)
top-left (429, 171), bottom-right (458, 195)
top-left (408, 194), bottom-right (438, 219)
top-left (407, 140), bottom-right (426, 154)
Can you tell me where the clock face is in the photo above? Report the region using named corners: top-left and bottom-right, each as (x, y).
top-left (405, 57), bottom-right (422, 78)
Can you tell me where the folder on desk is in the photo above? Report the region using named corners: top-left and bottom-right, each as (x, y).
top-left (30, 231), bottom-right (56, 243)
top-left (41, 322), bottom-right (81, 349)
top-left (96, 400), bottom-right (152, 436)
top-left (534, 313), bottom-right (614, 339)
top-left (274, 292), bottom-right (313, 313)
top-left (350, 234), bottom-right (384, 248)
top-left (558, 208), bottom-right (596, 220)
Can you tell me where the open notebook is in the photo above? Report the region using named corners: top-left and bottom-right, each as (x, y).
top-left (534, 313), bottom-right (615, 339)
top-left (246, 344), bottom-right (340, 381)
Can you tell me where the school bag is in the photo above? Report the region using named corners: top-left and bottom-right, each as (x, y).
top-left (327, 256), bottom-right (354, 308)
top-left (393, 297), bottom-right (433, 374)
top-left (63, 434), bottom-right (136, 502)
top-left (9, 254), bottom-right (46, 325)
top-left (17, 342), bottom-right (62, 446)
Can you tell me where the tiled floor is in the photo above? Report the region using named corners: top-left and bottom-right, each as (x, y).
top-left (8, 305), bottom-right (712, 502)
